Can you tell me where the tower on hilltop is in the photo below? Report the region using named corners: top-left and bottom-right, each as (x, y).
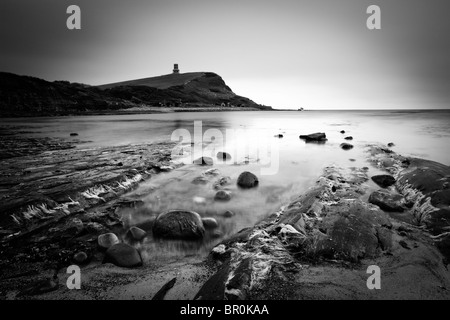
top-left (173, 64), bottom-right (180, 74)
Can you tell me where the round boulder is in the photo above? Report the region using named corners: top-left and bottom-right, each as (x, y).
top-left (98, 233), bottom-right (120, 250)
top-left (214, 190), bottom-right (231, 201)
top-left (237, 171), bottom-right (259, 189)
top-left (152, 210), bottom-right (205, 240)
top-left (340, 143), bottom-right (353, 150)
top-left (104, 243), bottom-right (143, 268)
top-left (202, 217), bottom-right (219, 229)
top-left (217, 152), bottom-right (232, 161)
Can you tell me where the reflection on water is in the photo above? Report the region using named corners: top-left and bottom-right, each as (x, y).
top-left (3, 110), bottom-right (450, 260)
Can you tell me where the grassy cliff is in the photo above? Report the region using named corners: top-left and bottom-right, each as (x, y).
top-left (0, 72), bottom-right (271, 117)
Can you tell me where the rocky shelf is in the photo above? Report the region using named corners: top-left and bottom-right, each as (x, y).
top-left (1, 142), bottom-right (450, 300)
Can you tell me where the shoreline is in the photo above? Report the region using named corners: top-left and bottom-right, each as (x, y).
top-left (0, 107), bottom-right (274, 119)
top-left (3, 108), bottom-right (450, 120)
top-left (1, 133), bottom-right (450, 299)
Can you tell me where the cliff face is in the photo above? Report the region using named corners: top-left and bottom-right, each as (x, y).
top-left (0, 72), bottom-right (271, 117)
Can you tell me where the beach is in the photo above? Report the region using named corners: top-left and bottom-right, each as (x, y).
top-left (1, 110), bottom-right (450, 300)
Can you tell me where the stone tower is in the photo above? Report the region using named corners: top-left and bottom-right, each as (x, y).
top-left (173, 64), bottom-right (180, 74)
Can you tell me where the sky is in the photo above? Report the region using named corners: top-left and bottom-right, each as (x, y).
top-left (0, 0), bottom-right (449, 110)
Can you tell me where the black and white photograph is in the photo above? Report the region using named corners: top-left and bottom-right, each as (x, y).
top-left (1, 0), bottom-right (450, 309)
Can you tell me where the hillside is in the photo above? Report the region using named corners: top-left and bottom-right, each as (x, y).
top-left (0, 72), bottom-right (271, 117)
top-left (98, 72), bottom-right (206, 90)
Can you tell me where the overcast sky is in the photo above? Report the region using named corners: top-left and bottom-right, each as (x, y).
top-left (0, 0), bottom-right (449, 109)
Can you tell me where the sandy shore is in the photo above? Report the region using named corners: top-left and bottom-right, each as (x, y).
top-left (1, 132), bottom-right (450, 300)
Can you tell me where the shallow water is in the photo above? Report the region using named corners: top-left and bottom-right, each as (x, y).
top-left (3, 110), bottom-right (450, 259)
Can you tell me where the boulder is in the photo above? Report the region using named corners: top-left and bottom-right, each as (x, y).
top-left (98, 233), bottom-right (120, 250)
top-left (274, 134), bottom-right (283, 138)
top-left (193, 157), bottom-right (213, 166)
top-left (152, 210), bottom-right (205, 240)
top-left (340, 143), bottom-right (353, 150)
top-left (299, 132), bottom-right (327, 142)
top-left (344, 136), bottom-right (353, 140)
top-left (371, 175), bottom-right (396, 188)
top-left (217, 152), bottom-right (232, 161)
top-left (387, 142), bottom-right (395, 147)
top-left (104, 243), bottom-right (142, 268)
top-left (214, 190), bottom-right (231, 201)
top-left (237, 171), bottom-right (259, 189)
top-left (397, 160), bottom-right (450, 205)
top-left (315, 200), bottom-right (392, 261)
top-left (340, 130), bottom-right (345, 134)
top-left (70, 133), bottom-right (78, 136)
top-left (369, 190), bottom-right (405, 212)
top-left (202, 217), bottom-right (219, 229)
top-left (126, 226), bottom-right (147, 241)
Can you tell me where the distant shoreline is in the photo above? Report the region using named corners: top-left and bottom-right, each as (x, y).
top-left (2, 107), bottom-right (450, 119)
top-left (0, 107), bottom-right (275, 118)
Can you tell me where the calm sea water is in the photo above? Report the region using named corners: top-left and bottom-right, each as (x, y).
top-left (3, 110), bottom-right (450, 259)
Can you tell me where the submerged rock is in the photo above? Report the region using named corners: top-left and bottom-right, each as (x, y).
top-left (98, 233), bottom-right (120, 250)
top-left (192, 176), bottom-right (209, 185)
top-left (340, 143), bottom-right (353, 150)
top-left (237, 171), bottom-right (259, 189)
top-left (371, 174), bottom-right (396, 188)
top-left (344, 136), bottom-right (353, 140)
top-left (193, 157), bottom-right (214, 166)
top-left (202, 217), bottom-right (219, 229)
top-left (203, 168), bottom-right (220, 176)
top-left (104, 243), bottom-right (142, 268)
top-left (70, 133), bottom-right (78, 136)
top-left (215, 190), bottom-right (231, 201)
top-left (193, 196), bottom-right (207, 205)
top-left (299, 132), bottom-right (327, 142)
top-left (340, 130), bottom-right (345, 134)
top-left (223, 210), bottom-right (235, 218)
top-left (126, 226), bottom-right (147, 241)
top-left (217, 152), bottom-right (232, 161)
top-left (152, 210), bottom-right (205, 240)
top-left (213, 176), bottom-right (231, 190)
top-left (369, 189), bottom-right (405, 212)
top-left (274, 134), bottom-right (284, 138)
